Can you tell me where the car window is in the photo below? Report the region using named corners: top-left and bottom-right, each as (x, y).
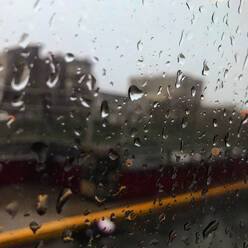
top-left (0, 0), bottom-right (248, 247)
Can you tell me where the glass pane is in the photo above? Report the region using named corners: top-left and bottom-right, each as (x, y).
top-left (0, 0), bottom-right (247, 247)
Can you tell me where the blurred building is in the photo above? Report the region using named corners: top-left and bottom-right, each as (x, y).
top-left (0, 45), bottom-right (92, 120)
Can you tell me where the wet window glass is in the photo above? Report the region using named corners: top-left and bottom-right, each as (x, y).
top-left (0, 0), bottom-right (248, 247)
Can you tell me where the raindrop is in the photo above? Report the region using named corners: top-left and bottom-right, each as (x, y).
top-left (78, 73), bottom-right (96, 91)
top-left (128, 85), bottom-right (144, 101)
top-left (179, 30), bottom-right (184, 46)
top-left (33, 0), bottom-right (40, 9)
top-left (6, 115), bottom-right (15, 128)
top-left (74, 129), bottom-right (81, 136)
top-left (29, 221), bottom-right (41, 234)
top-left (191, 86), bottom-right (196, 97)
top-left (185, 109), bottom-right (190, 115)
top-left (108, 149), bottom-right (119, 160)
top-left (64, 53), bottom-right (75, 63)
top-left (125, 159), bottom-right (133, 167)
top-left (46, 72), bottom-right (59, 88)
top-left (177, 53), bottom-right (185, 65)
top-left (11, 65), bottom-right (30, 91)
top-left (134, 137), bottom-right (141, 147)
top-left (159, 213), bottom-right (166, 223)
top-left (36, 194), bottom-right (48, 216)
top-left (46, 60), bottom-right (60, 88)
top-left (5, 201), bottom-right (19, 218)
top-left (181, 118), bottom-right (188, 128)
top-left (80, 97), bottom-right (91, 108)
top-left (224, 133), bottom-right (231, 147)
top-left (153, 101), bottom-right (159, 108)
top-left (242, 49), bottom-right (248, 71)
top-left (166, 85), bottom-right (172, 99)
top-left (203, 220), bottom-right (219, 238)
top-left (168, 230), bottom-right (177, 243)
top-left (100, 100), bottom-right (109, 118)
top-left (137, 40), bottom-right (143, 51)
top-left (202, 61), bottom-right (209, 76)
top-left (157, 86), bottom-right (163, 95)
top-left (184, 222), bottom-right (191, 231)
top-left (162, 127), bottom-right (168, 140)
top-left (213, 119), bottom-right (218, 127)
top-left (11, 94), bottom-right (24, 108)
top-left (224, 69), bottom-right (229, 78)
top-left (49, 13), bottom-right (56, 27)
top-left (56, 188), bottom-right (72, 214)
top-left (175, 70), bottom-right (185, 88)
top-left (130, 128), bottom-right (137, 138)
top-left (18, 33), bottom-right (29, 48)
top-left (97, 218), bottom-right (115, 234)
top-left (238, 0), bottom-right (243, 14)
top-left (211, 12), bottom-right (218, 24)
top-left (62, 229), bottom-right (73, 243)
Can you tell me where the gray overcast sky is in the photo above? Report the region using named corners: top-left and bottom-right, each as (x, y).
top-left (0, 0), bottom-right (248, 108)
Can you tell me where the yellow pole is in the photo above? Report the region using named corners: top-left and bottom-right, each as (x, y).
top-left (0, 180), bottom-right (247, 247)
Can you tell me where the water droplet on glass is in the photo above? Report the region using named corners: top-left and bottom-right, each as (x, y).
top-left (137, 40), bottom-right (143, 51)
top-left (128, 85), bottom-right (144, 101)
top-left (36, 194), bottom-right (48, 216)
top-left (153, 101), bottom-right (159, 108)
top-left (97, 218), bottom-right (115, 234)
top-left (46, 58), bottom-right (60, 88)
top-left (175, 70), bottom-right (185, 88)
top-left (11, 65), bottom-right (30, 91)
top-left (213, 119), bottom-right (218, 127)
top-left (6, 115), bottom-right (15, 128)
top-left (80, 97), bottom-right (91, 108)
top-left (224, 133), bottom-right (231, 147)
top-left (64, 53), bottom-right (75, 63)
top-left (181, 118), bottom-right (188, 128)
top-left (108, 149), bottom-right (119, 160)
top-left (62, 229), bottom-right (73, 243)
top-left (184, 222), bottom-right (191, 231)
top-left (78, 73), bottom-right (96, 91)
top-left (100, 100), bottom-right (109, 118)
top-left (134, 137), bottom-right (141, 147)
top-left (168, 230), bottom-right (177, 243)
top-left (159, 213), bottom-right (166, 223)
top-left (11, 94), bottom-right (24, 108)
top-left (157, 86), bottom-right (163, 95)
top-left (18, 33), bottom-right (29, 48)
top-left (177, 53), bottom-right (185, 65)
top-left (125, 159), bottom-right (133, 167)
top-left (5, 201), bottom-right (19, 218)
top-left (56, 188), bottom-right (72, 214)
top-left (29, 221), bottom-right (41, 234)
top-left (202, 61), bottom-right (209, 76)
top-left (203, 220), bottom-right (219, 238)
top-left (211, 147), bottom-right (220, 156)
top-left (162, 127), bottom-right (168, 140)
top-left (130, 128), bottom-right (137, 138)
top-left (185, 109), bottom-right (190, 115)
top-left (191, 86), bottom-right (196, 97)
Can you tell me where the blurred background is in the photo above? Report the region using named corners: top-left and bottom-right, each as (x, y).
top-left (0, 0), bottom-right (248, 247)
